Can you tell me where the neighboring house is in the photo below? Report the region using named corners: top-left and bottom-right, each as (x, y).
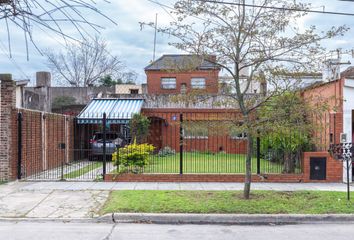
top-left (15, 79), bottom-right (30, 108)
top-left (145, 54), bottom-right (220, 94)
top-left (301, 66), bottom-right (354, 183)
top-left (115, 84), bottom-right (144, 95)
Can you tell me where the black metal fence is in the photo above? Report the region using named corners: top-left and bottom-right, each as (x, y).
top-left (16, 110), bottom-right (337, 181)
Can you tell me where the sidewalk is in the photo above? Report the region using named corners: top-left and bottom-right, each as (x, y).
top-left (0, 181), bottom-right (353, 220)
top-left (18, 181), bottom-right (353, 192)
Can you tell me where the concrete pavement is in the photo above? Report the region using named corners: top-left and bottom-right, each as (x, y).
top-left (0, 181), bottom-right (353, 220)
top-left (17, 181), bottom-right (354, 192)
top-left (1, 222), bottom-right (354, 240)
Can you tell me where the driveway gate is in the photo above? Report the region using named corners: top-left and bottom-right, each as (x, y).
top-left (17, 110), bottom-right (117, 181)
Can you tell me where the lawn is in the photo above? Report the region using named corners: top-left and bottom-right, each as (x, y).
top-left (63, 161), bottom-right (103, 179)
top-left (137, 152), bottom-right (292, 174)
top-left (102, 190), bottom-right (354, 214)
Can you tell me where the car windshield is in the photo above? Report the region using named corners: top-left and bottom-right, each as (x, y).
top-left (93, 133), bottom-right (118, 140)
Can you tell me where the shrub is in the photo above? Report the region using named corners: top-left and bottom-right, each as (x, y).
top-left (158, 146), bottom-right (176, 157)
top-left (130, 114), bottom-right (150, 144)
top-left (112, 140), bottom-right (155, 174)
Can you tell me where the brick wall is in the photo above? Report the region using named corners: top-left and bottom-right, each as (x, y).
top-left (302, 152), bottom-right (342, 183)
top-left (146, 69), bottom-right (220, 94)
top-left (105, 173), bottom-right (304, 183)
top-left (10, 108), bottom-right (75, 179)
top-left (302, 79), bottom-right (344, 150)
top-left (142, 109), bottom-right (247, 154)
top-left (0, 75), bottom-right (16, 181)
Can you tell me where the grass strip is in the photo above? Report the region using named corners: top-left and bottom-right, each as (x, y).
top-left (102, 190), bottom-right (354, 214)
top-left (63, 162), bottom-right (103, 179)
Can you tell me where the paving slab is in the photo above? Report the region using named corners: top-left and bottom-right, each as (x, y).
top-left (157, 183), bottom-right (181, 190)
top-left (88, 182), bottom-right (116, 190)
top-left (111, 182), bottom-right (137, 190)
top-left (0, 191), bottom-right (50, 217)
top-left (26, 190), bottom-right (109, 218)
top-left (134, 182), bottom-right (159, 190)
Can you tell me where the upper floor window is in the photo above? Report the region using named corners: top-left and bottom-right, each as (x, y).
top-left (161, 77), bottom-right (176, 89)
top-left (191, 78), bottom-right (206, 89)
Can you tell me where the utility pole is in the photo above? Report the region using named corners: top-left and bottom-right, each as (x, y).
top-left (153, 13), bottom-right (158, 61)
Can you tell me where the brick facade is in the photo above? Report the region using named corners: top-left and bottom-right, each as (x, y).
top-left (142, 108), bottom-right (247, 154)
top-left (0, 75), bottom-right (16, 181)
top-left (302, 79), bottom-right (344, 149)
top-left (146, 70), bottom-right (220, 95)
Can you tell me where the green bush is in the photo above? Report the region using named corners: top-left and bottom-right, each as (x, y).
top-left (112, 140), bottom-right (155, 173)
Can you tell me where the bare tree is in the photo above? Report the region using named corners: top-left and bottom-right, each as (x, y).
top-left (45, 36), bottom-right (124, 87)
top-left (0, 0), bottom-right (115, 58)
top-left (145, 0), bottom-right (348, 199)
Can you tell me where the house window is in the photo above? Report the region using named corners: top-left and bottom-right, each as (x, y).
top-left (229, 123), bottom-right (247, 139)
top-left (180, 83), bottom-right (187, 94)
top-left (191, 78), bottom-right (206, 89)
top-left (130, 89), bottom-right (139, 94)
top-left (161, 78), bottom-right (176, 89)
top-left (183, 121), bottom-right (208, 139)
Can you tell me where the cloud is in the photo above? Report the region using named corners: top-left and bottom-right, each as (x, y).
top-left (1, 0), bottom-right (354, 83)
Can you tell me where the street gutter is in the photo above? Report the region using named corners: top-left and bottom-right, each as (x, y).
top-left (103, 213), bottom-right (354, 225)
top-left (1, 214), bottom-right (354, 225)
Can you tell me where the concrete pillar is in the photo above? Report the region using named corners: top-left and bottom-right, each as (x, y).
top-left (0, 74), bottom-right (16, 181)
top-left (36, 71), bottom-right (52, 112)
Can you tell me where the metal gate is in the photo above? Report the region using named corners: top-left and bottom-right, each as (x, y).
top-left (17, 110), bottom-right (118, 181)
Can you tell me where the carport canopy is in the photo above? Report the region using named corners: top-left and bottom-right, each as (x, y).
top-left (77, 98), bottom-right (144, 124)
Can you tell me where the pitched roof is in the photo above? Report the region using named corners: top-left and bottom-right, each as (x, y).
top-left (341, 66), bottom-right (354, 79)
top-left (144, 54), bottom-right (220, 71)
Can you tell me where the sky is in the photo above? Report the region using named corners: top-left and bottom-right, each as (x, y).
top-left (1, 0), bottom-right (354, 85)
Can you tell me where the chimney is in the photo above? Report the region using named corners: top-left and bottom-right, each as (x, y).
top-left (36, 71), bottom-right (51, 87)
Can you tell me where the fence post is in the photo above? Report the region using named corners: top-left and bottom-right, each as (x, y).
top-left (179, 113), bottom-right (183, 175)
top-left (17, 112), bottom-right (23, 179)
top-left (256, 136), bottom-right (261, 175)
top-left (102, 112), bottom-right (107, 180)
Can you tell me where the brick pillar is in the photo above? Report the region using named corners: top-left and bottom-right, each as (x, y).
top-left (0, 74), bottom-right (16, 181)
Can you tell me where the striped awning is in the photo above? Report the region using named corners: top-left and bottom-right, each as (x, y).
top-left (77, 98), bottom-right (144, 124)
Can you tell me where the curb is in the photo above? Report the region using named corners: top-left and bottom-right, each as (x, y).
top-left (2, 214), bottom-right (354, 225)
top-left (98, 213), bottom-right (354, 225)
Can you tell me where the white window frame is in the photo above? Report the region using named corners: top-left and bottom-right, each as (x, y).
top-left (229, 122), bottom-right (247, 140)
top-left (191, 77), bottom-right (206, 89)
top-left (161, 77), bottom-right (176, 89)
top-left (183, 121), bottom-right (209, 139)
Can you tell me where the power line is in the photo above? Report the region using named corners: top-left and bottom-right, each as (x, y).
top-left (194, 0), bottom-right (354, 17)
top-left (0, 40), bottom-right (31, 80)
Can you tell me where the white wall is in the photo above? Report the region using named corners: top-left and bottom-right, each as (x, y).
top-left (343, 78), bottom-right (354, 182)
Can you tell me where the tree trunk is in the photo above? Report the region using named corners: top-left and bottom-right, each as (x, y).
top-left (283, 151), bottom-right (295, 173)
top-left (243, 133), bottom-right (253, 199)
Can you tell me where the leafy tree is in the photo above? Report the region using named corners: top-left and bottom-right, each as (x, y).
top-left (99, 75), bottom-right (123, 87)
top-left (52, 96), bottom-right (76, 110)
top-left (144, 0), bottom-right (347, 198)
top-left (258, 92), bottom-right (312, 173)
top-left (98, 73), bottom-right (137, 87)
top-left (130, 114), bottom-right (151, 144)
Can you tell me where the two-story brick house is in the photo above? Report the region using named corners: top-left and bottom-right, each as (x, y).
top-left (145, 54), bottom-right (220, 94)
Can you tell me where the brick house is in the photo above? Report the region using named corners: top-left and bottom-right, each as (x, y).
top-left (301, 67), bottom-right (354, 183)
top-left (145, 55), bottom-right (220, 94)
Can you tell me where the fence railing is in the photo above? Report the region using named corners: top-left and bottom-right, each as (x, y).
top-left (15, 110), bottom-right (338, 180)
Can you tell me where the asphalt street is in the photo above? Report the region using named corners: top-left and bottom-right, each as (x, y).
top-left (0, 222), bottom-right (353, 240)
